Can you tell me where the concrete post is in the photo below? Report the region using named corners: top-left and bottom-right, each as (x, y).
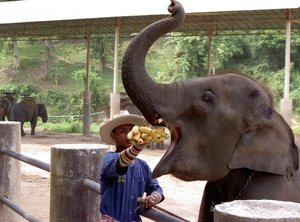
top-left (83, 91), bottom-right (91, 135)
top-left (280, 98), bottom-right (292, 126)
top-left (83, 28), bottom-right (91, 136)
top-left (0, 122), bottom-right (21, 222)
top-left (110, 93), bottom-right (120, 120)
top-left (50, 143), bottom-right (108, 222)
top-left (214, 199), bottom-right (300, 222)
top-left (280, 17), bottom-right (292, 126)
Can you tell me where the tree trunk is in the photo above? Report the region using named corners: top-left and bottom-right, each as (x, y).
top-left (44, 39), bottom-right (51, 79)
top-left (12, 40), bottom-right (20, 70)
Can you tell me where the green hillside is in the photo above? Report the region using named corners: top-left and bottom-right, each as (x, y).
top-left (1, 36), bottom-right (300, 134)
top-left (0, 38), bottom-right (174, 134)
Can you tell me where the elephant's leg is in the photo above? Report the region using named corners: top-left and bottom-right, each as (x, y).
top-left (198, 184), bottom-right (215, 222)
top-left (30, 120), bottom-right (37, 135)
top-left (20, 122), bottom-right (26, 136)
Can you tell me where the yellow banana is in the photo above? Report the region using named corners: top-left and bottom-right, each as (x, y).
top-left (139, 126), bottom-right (153, 134)
top-left (127, 131), bottom-right (134, 140)
top-left (154, 137), bottom-right (166, 143)
top-left (146, 135), bottom-right (153, 141)
top-left (151, 132), bottom-right (166, 138)
top-left (137, 138), bottom-right (144, 145)
top-left (143, 137), bottom-right (152, 144)
top-left (132, 125), bottom-right (140, 134)
top-left (151, 127), bottom-right (165, 134)
top-left (152, 134), bottom-right (166, 143)
top-left (141, 133), bottom-right (149, 139)
top-left (133, 131), bottom-right (141, 141)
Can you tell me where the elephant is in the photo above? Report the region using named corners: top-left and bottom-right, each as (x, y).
top-left (13, 99), bottom-right (48, 136)
top-left (121, 0), bottom-right (300, 221)
top-left (0, 97), bottom-right (14, 121)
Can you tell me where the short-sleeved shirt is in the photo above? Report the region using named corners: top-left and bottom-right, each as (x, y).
top-left (100, 151), bottom-right (164, 222)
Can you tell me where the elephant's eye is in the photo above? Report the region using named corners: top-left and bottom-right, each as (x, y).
top-left (201, 91), bottom-right (213, 102)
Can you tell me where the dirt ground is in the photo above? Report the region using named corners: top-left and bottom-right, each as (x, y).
top-left (18, 128), bottom-right (206, 222)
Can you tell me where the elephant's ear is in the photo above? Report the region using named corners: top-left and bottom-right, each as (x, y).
top-left (228, 111), bottom-right (299, 176)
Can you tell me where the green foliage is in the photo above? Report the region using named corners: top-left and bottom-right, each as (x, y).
top-left (145, 37), bottom-right (176, 82)
top-left (91, 35), bottom-right (114, 72)
top-left (25, 119), bottom-right (100, 134)
top-left (171, 34), bottom-right (208, 79)
top-left (289, 68), bottom-right (300, 113)
top-left (213, 35), bottom-right (252, 72)
top-left (72, 67), bottom-right (110, 112)
top-left (1, 34), bottom-right (300, 133)
top-left (1, 83), bottom-right (39, 100)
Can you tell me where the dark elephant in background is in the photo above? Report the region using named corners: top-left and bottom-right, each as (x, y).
top-left (121, 0), bottom-right (300, 221)
top-left (14, 99), bottom-right (48, 136)
top-left (0, 97), bottom-right (14, 121)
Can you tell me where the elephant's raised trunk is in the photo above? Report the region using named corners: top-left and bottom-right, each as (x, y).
top-left (121, 0), bottom-right (185, 125)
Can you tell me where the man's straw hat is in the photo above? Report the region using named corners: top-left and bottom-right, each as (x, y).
top-left (100, 110), bottom-right (147, 145)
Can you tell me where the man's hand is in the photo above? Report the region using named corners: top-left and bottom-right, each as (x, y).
top-left (144, 195), bottom-right (157, 208)
top-left (142, 192), bottom-right (162, 208)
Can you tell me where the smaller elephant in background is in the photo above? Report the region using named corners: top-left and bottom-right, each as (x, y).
top-left (0, 97), bottom-right (14, 121)
top-left (14, 99), bottom-right (48, 136)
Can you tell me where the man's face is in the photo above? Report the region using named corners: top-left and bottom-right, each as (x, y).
top-left (111, 124), bottom-right (134, 151)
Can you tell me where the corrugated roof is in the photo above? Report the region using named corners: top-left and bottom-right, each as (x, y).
top-left (0, 0), bottom-right (299, 40)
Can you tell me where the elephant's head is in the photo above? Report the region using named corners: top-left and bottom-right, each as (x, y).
top-left (0, 97), bottom-right (13, 120)
top-left (121, 0), bottom-right (299, 181)
top-left (38, 104), bottom-right (48, 123)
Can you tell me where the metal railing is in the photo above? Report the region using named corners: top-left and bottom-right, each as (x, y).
top-left (0, 122), bottom-right (188, 222)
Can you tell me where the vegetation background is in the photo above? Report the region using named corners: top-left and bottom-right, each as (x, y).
top-left (1, 32), bottom-right (300, 134)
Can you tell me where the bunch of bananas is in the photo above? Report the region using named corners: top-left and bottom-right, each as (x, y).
top-left (127, 126), bottom-right (167, 145)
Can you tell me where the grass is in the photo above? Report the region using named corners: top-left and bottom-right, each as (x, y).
top-left (24, 119), bottom-right (100, 135)
top-left (292, 125), bottom-right (300, 135)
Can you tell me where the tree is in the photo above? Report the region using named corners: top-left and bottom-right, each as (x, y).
top-left (171, 35), bottom-right (208, 79)
top-left (12, 39), bottom-right (20, 70)
top-left (170, 34), bottom-right (252, 79)
top-left (212, 35), bottom-right (252, 72)
top-left (72, 68), bottom-right (109, 111)
top-left (253, 33), bottom-right (300, 71)
top-left (90, 35), bottom-right (114, 74)
top-left (43, 38), bottom-right (53, 79)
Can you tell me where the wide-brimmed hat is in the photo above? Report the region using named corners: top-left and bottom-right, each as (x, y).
top-left (100, 110), bottom-right (147, 145)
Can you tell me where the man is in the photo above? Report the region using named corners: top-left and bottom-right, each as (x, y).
top-left (99, 110), bottom-right (164, 222)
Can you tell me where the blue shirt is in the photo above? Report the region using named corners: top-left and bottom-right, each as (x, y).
top-left (100, 151), bottom-right (164, 222)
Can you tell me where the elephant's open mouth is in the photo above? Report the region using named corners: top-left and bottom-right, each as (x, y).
top-left (152, 124), bottom-right (181, 178)
top-left (167, 124), bottom-right (181, 152)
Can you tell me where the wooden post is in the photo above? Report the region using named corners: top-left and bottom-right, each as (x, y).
top-left (0, 122), bottom-right (21, 222)
top-left (214, 199), bottom-right (300, 222)
top-left (50, 144), bottom-right (108, 222)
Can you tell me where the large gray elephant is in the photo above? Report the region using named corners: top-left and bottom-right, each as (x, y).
top-left (121, 0), bottom-right (300, 221)
top-left (14, 99), bottom-right (48, 136)
top-left (0, 97), bottom-right (14, 121)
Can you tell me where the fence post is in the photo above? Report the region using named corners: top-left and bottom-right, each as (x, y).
top-left (50, 143), bottom-right (109, 222)
top-left (0, 121), bottom-right (21, 222)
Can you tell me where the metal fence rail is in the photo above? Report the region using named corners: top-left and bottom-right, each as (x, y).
top-left (0, 148), bottom-right (50, 172)
top-left (82, 178), bottom-right (100, 195)
top-left (0, 196), bottom-right (42, 222)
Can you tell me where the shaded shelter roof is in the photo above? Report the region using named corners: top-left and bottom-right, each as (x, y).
top-left (0, 0), bottom-right (299, 40)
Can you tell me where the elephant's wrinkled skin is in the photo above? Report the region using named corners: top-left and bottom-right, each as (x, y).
top-left (14, 100), bottom-right (48, 136)
top-left (0, 97), bottom-right (14, 121)
top-left (121, 0), bottom-right (300, 221)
